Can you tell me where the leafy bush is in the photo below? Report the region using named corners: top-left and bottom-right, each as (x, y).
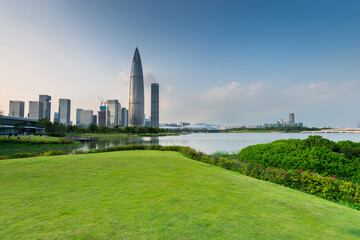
top-left (238, 136), bottom-right (360, 182)
top-left (13, 152), bottom-right (39, 158)
top-left (42, 150), bottom-right (65, 156)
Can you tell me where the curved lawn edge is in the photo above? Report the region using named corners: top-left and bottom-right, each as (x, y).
top-left (1, 144), bottom-right (360, 210)
top-left (0, 151), bottom-right (359, 239)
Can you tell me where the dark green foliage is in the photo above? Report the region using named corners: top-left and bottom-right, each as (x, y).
top-left (238, 136), bottom-right (360, 182)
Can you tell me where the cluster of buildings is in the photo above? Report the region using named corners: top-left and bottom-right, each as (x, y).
top-left (6, 95), bottom-right (129, 128)
top-left (227, 113), bottom-right (303, 129)
top-left (263, 113), bottom-right (303, 128)
top-left (76, 99), bottom-right (128, 128)
top-left (8, 95), bottom-right (51, 120)
top-left (1, 48), bottom-right (160, 134)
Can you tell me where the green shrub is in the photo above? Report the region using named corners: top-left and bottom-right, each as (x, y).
top-left (42, 150), bottom-right (65, 156)
top-left (238, 136), bottom-right (360, 182)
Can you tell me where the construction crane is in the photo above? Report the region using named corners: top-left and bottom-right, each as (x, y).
top-left (97, 96), bottom-right (105, 106)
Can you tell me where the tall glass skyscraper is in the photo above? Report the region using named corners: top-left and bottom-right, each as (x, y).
top-left (9, 101), bottom-right (25, 118)
top-left (76, 109), bottom-right (83, 126)
top-left (59, 99), bottom-right (71, 125)
top-left (129, 48), bottom-right (144, 127)
top-left (106, 99), bottom-right (119, 127)
top-left (39, 95), bottom-right (51, 120)
top-left (28, 101), bottom-right (43, 119)
top-left (151, 83), bottom-right (159, 128)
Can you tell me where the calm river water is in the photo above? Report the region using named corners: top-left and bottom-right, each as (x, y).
top-left (79, 133), bottom-right (360, 154)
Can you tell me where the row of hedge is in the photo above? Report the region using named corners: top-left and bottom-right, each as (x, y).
top-left (1, 144), bottom-right (359, 210)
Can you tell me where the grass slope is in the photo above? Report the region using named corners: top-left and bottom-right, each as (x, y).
top-left (0, 151), bottom-right (359, 239)
top-left (0, 140), bottom-right (81, 157)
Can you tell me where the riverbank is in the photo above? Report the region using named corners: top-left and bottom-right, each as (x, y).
top-left (1, 150), bottom-right (358, 239)
top-left (76, 132), bottom-right (180, 139)
top-left (0, 136), bottom-right (81, 159)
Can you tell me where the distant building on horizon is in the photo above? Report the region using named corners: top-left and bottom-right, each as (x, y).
top-left (28, 101), bottom-right (43, 120)
top-left (180, 122), bottom-right (191, 127)
top-left (39, 95), bottom-right (51, 120)
top-left (76, 109), bottom-right (83, 126)
top-left (145, 116), bottom-right (151, 127)
top-left (98, 106), bottom-right (106, 127)
top-left (59, 99), bottom-right (71, 125)
top-left (121, 107), bottom-right (128, 127)
top-left (151, 83), bottom-right (159, 128)
top-left (289, 113), bottom-right (295, 124)
top-left (92, 115), bottom-right (97, 126)
top-left (54, 112), bottom-right (59, 123)
top-left (81, 110), bottom-right (93, 126)
top-left (8, 100), bottom-right (25, 118)
top-left (106, 99), bottom-right (119, 127)
top-left (117, 102), bottom-right (122, 126)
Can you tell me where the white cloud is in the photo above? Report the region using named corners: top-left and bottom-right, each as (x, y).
top-left (206, 81), bottom-right (265, 99)
top-left (115, 71), bottom-right (129, 86)
top-left (156, 80), bottom-right (360, 127)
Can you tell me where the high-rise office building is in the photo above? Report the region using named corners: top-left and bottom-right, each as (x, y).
top-left (145, 117), bottom-right (151, 127)
top-left (117, 102), bottom-right (122, 126)
top-left (121, 107), bottom-right (128, 127)
top-left (39, 95), bottom-right (51, 120)
top-left (59, 99), bottom-right (71, 125)
top-left (9, 101), bottom-right (25, 118)
top-left (54, 112), bottom-right (59, 123)
top-left (106, 100), bottom-right (119, 127)
top-left (92, 115), bottom-right (97, 126)
top-left (151, 83), bottom-right (159, 128)
top-left (28, 101), bottom-right (43, 119)
top-left (76, 108), bottom-right (83, 126)
top-left (81, 110), bottom-right (93, 126)
top-left (289, 113), bottom-right (295, 124)
top-left (76, 109), bottom-right (83, 126)
top-left (129, 48), bottom-right (144, 127)
top-left (98, 106), bottom-right (106, 127)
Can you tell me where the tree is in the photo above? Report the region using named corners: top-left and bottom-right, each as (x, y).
top-left (14, 121), bottom-right (26, 135)
top-left (38, 118), bottom-right (52, 133)
top-left (88, 124), bottom-right (98, 133)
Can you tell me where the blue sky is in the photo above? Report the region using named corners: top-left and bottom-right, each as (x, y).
top-left (0, 0), bottom-right (360, 127)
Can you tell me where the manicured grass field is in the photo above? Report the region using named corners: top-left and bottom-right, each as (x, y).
top-left (0, 151), bottom-right (359, 239)
top-left (0, 135), bottom-right (65, 143)
top-left (0, 142), bottom-right (81, 157)
top-left (0, 136), bottom-right (81, 157)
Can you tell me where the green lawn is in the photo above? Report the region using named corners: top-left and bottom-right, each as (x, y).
top-left (0, 135), bottom-right (81, 157)
top-left (0, 135), bottom-right (65, 143)
top-left (0, 151), bottom-right (359, 239)
top-left (0, 141), bottom-right (81, 157)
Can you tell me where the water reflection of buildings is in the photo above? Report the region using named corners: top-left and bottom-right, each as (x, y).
top-left (80, 136), bottom-right (160, 151)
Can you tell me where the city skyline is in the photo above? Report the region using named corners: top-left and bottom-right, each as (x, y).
top-left (1, 1), bottom-right (360, 127)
